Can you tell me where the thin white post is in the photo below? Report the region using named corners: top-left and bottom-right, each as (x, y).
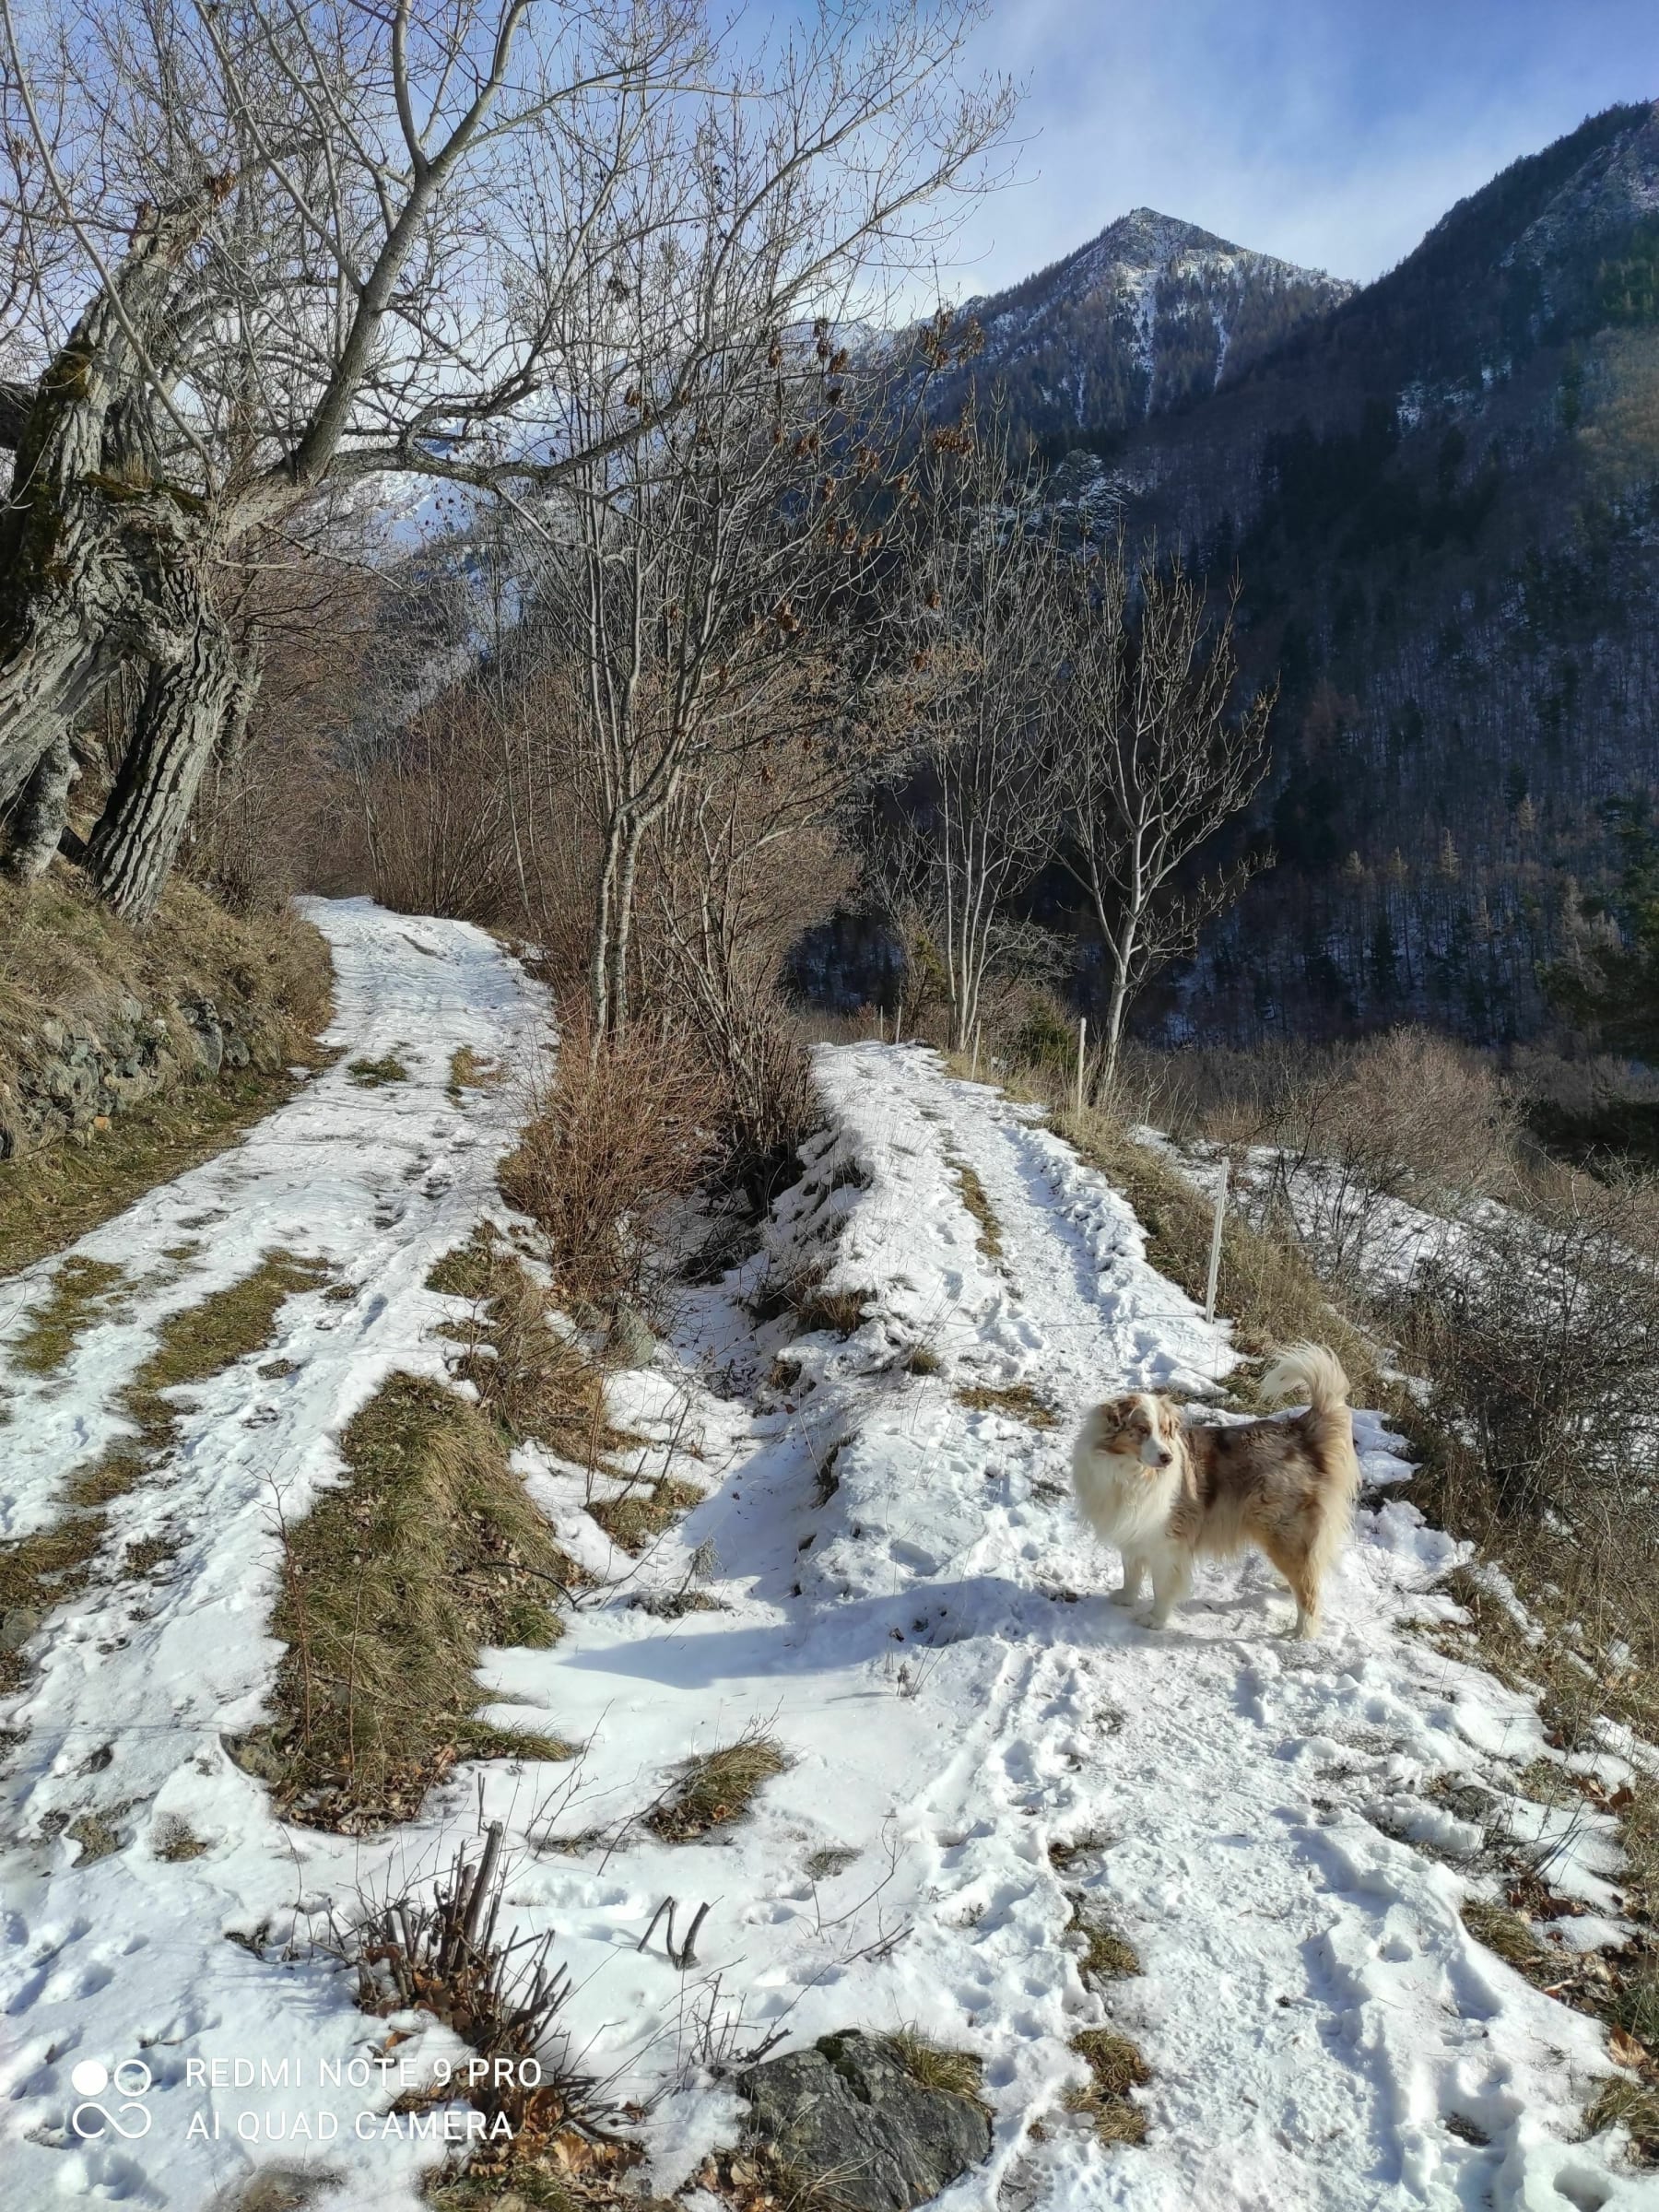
top-left (1204, 1159), bottom-right (1229, 1324)
top-left (1076, 1016), bottom-right (1087, 1116)
top-left (971, 1022), bottom-right (982, 1081)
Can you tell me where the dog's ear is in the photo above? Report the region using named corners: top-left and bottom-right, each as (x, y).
top-left (1093, 1394), bottom-right (1134, 1431)
top-left (1154, 1398), bottom-right (1183, 1444)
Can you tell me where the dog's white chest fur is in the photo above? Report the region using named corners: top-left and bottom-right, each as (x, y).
top-left (1070, 1438), bottom-right (1180, 1549)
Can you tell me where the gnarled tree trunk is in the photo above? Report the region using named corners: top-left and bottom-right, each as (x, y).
top-left (85, 595), bottom-right (238, 920)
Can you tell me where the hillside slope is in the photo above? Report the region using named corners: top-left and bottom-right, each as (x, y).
top-left (0, 905), bottom-right (1650, 2209)
top-left (984, 102), bottom-right (1659, 1046)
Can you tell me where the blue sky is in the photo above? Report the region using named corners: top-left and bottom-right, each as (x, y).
top-left (939, 0), bottom-right (1659, 291)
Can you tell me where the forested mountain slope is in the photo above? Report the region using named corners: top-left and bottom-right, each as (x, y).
top-left (991, 102), bottom-right (1659, 1045)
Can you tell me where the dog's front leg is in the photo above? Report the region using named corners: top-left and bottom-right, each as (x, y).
top-left (1145, 1551), bottom-right (1192, 1630)
top-left (1112, 1553), bottom-right (1148, 1606)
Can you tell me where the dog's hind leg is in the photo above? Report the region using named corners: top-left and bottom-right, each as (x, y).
top-left (1263, 1533), bottom-right (1324, 1640)
top-left (1112, 1553), bottom-right (1149, 1606)
top-left (1145, 1550), bottom-right (1192, 1630)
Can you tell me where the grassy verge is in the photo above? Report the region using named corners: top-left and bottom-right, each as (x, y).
top-left (242, 1233), bottom-right (603, 1830)
top-left (0, 866), bottom-right (332, 1277)
top-left (0, 1065), bottom-right (322, 1281)
top-left (239, 1372), bottom-right (577, 1831)
top-left (948, 1157), bottom-right (1002, 1260)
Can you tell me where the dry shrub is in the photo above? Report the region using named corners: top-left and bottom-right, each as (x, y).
top-left (500, 1012), bottom-right (713, 1313)
top-left (1384, 1171), bottom-right (1659, 1675)
top-left (360, 709), bottom-right (528, 927)
top-left (345, 1821), bottom-right (631, 2202)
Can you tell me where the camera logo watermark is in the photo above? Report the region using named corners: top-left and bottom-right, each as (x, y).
top-left (70, 2058), bottom-right (153, 2141)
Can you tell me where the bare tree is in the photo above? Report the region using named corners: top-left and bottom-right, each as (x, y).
top-left (866, 398), bottom-right (1065, 1052)
top-left (520, 95), bottom-right (994, 1034)
top-left (0, 0), bottom-right (1008, 918)
top-left (1057, 541), bottom-right (1275, 1088)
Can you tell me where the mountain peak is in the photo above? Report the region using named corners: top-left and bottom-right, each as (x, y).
top-left (941, 208), bottom-right (1353, 447)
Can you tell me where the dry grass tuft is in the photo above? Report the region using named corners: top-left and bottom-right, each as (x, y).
top-left (645, 1730), bottom-right (790, 1841)
top-left (903, 1343), bottom-right (943, 1376)
top-left (956, 1382), bottom-right (1058, 1429)
top-left (152, 1814), bottom-right (208, 1861)
top-left (1584, 2076), bottom-right (1659, 2162)
top-left (882, 2030), bottom-right (986, 2105)
top-left (240, 1371), bottom-right (578, 1831)
top-left (588, 1476), bottom-right (704, 1555)
top-left (949, 1159), bottom-right (1002, 1261)
top-left (347, 1054), bottom-right (408, 1087)
top-left (1460, 1898), bottom-right (1545, 1971)
top-left (1065, 2028), bottom-right (1150, 2145)
top-left (1067, 1896), bottom-right (1141, 1983)
top-left (793, 1285), bottom-right (872, 1338)
top-left (1048, 1828), bottom-right (1113, 1871)
top-left (446, 1045), bottom-right (503, 1104)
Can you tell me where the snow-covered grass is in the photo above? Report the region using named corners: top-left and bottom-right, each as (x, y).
top-left (2, 914), bottom-right (1655, 2210)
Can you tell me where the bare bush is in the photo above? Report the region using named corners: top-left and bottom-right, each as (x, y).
top-left (1249, 1029), bottom-right (1520, 1284)
top-left (1386, 1171), bottom-right (1659, 1552)
top-left (500, 1014), bottom-right (714, 1313)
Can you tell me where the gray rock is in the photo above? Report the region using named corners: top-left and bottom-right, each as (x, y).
top-left (736, 2030), bottom-right (992, 2212)
top-left (0, 1606), bottom-right (41, 1653)
top-left (607, 1297), bottom-right (658, 1370)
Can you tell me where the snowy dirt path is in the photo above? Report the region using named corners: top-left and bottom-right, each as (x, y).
top-left (0, 900), bottom-right (554, 2211)
top-left (0, 930), bottom-right (1648, 2212)
top-left (484, 1045), bottom-right (1646, 2212)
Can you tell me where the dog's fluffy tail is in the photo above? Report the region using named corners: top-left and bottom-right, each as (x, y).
top-left (1263, 1343), bottom-right (1359, 1609)
top-left (1260, 1341), bottom-right (1349, 1415)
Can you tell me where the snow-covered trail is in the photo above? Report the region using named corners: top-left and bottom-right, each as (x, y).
top-left (0, 912), bottom-right (1645, 2212)
top-left (552, 1043), bottom-right (1636, 2212)
top-left (0, 900), bottom-right (553, 2211)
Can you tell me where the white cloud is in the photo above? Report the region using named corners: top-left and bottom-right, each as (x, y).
top-left (933, 0), bottom-right (1659, 295)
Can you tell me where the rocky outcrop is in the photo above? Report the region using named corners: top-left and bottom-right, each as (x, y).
top-left (736, 2031), bottom-right (993, 2212)
top-left (0, 992), bottom-right (280, 1159)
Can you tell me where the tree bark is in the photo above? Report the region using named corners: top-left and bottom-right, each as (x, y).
top-left (85, 605), bottom-right (238, 921)
top-left (3, 732), bottom-right (80, 880)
